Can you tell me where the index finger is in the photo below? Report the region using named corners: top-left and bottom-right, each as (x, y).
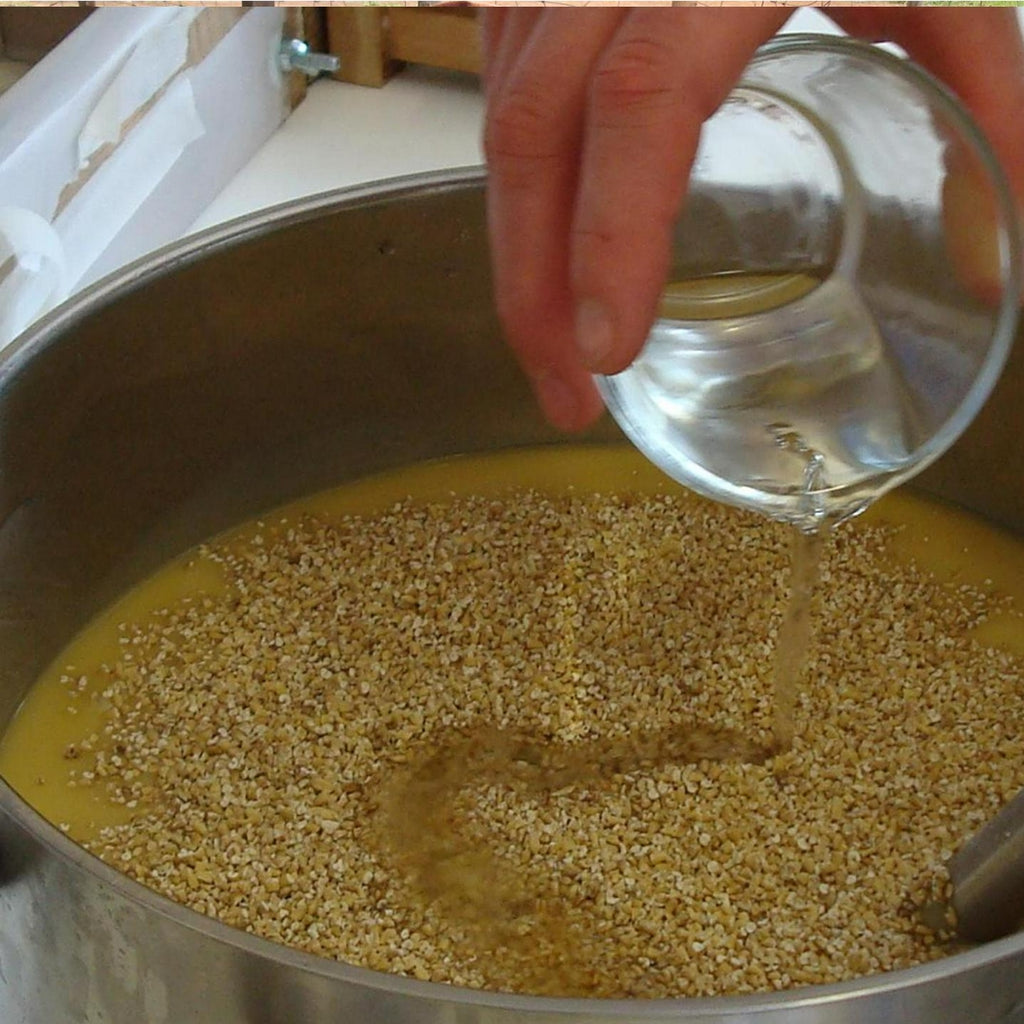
top-left (570, 8), bottom-right (788, 376)
top-left (483, 10), bottom-right (623, 431)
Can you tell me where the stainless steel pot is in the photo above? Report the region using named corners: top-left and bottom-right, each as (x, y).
top-left (1, 169), bottom-right (1023, 1024)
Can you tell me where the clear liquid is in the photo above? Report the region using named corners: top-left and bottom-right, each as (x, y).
top-left (772, 527), bottom-right (825, 752)
top-left (599, 273), bottom-right (932, 531)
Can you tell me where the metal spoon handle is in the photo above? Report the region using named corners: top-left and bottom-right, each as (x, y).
top-left (951, 787), bottom-right (1024, 942)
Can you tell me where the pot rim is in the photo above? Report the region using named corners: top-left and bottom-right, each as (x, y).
top-left (2, 154), bottom-right (1022, 1017)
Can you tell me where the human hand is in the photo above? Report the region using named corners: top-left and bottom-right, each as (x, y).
top-left (482, 8), bottom-right (1024, 432)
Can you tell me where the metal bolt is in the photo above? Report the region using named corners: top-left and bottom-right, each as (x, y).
top-left (278, 38), bottom-right (341, 77)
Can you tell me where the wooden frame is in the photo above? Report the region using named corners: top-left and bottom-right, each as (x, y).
top-left (326, 7), bottom-right (481, 89)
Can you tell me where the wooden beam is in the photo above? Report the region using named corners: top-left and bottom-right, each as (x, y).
top-left (325, 8), bottom-right (399, 89)
top-left (387, 8), bottom-right (481, 76)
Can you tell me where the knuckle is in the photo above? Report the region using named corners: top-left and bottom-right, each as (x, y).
top-left (591, 36), bottom-right (681, 121)
top-left (484, 85), bottom-right (561, 173)
top-left (573, 194), bottom-right (679, 264)
top-left (571, 223), bottom-right (617, 256)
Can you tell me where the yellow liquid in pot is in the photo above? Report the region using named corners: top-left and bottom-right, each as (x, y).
top-left (0, 446), bottom-right (675, 835)
top-left (2, 444), bottom-right (1023, 836)
top-left (2, 444), bottom-right (1024, 998)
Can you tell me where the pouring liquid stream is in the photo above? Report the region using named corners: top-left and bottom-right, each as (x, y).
top-left (772, 524), bottom-right (826, 752)
top-left (770, 431), bottom-right (830, 752)
top-left (606, 270), bottom-right (910, 751)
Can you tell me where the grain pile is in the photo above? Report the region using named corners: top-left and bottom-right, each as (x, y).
top-left (71, 489), bottom-right (1024, 998)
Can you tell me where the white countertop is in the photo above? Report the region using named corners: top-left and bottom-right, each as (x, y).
top-left (188, 65), bottom-right (485, 236)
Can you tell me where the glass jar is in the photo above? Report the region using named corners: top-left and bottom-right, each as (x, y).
top-left (597, 35), bottom-right (1022, 530)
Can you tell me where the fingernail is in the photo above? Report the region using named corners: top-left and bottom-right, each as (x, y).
top-left (575, 299), bottom-right (613, 371)
top-left (533, 371), bottom-right (579, 431)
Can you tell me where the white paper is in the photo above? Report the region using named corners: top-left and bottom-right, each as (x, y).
top-left (0, 9), bottom-right (179, 222)
top-left (77, 9), bottom-right (198, 168)
top-left (82, 8), bottom-right (288, 288)
top-left (54, 75), bottom-right (206, 291)
top-left (0, 206), bottom-right (68, 348)
top-left (0, 6), bottom-right (289, 336)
